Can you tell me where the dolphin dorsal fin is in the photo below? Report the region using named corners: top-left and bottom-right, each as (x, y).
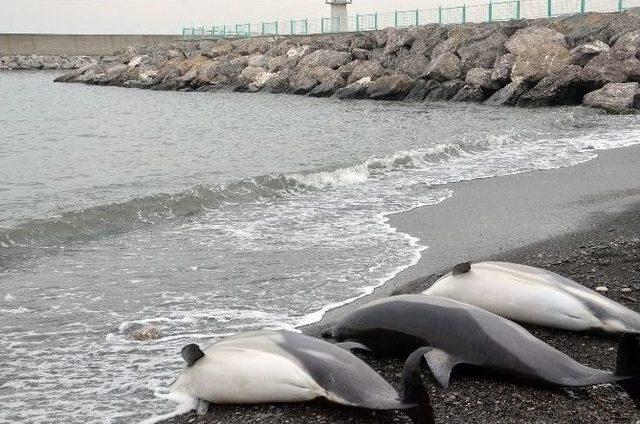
top-left (423, 348), bottom-right (462, 388)
top-left (452, 262), bottom-right (471, 276)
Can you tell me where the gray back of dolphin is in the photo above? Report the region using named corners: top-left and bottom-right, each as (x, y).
top-left (276, 331), bottom-right (408, 410)
top-left (210, 330), bottom-right (415, 410)
top-left (332, 295), bottom-right (626, 387)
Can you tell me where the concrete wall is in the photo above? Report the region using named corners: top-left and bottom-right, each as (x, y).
top-left (0, 34), bottom-right (180, 56)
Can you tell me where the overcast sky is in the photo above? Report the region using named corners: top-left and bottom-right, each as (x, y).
top-left (0, 0), bottom-right (466, 34)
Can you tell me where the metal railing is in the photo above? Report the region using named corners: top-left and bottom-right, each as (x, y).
top-left (182, 0), bottom-right (640, 38)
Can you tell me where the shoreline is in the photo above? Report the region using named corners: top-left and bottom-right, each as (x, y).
top-left (160, 143), bottom-right (640, 423)
top-left (304, 143), bottom-right (640, 334)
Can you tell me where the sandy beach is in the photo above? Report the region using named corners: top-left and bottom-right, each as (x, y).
top-left (162, 144), bottom-right (640, 424)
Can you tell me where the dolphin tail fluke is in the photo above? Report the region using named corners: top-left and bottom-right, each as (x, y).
top-left (402, 347), bottom-right (435, 424)
top-left (423, 348), bottom-right (462, 388)
top-left (616, 333), bottom-right (640, 407)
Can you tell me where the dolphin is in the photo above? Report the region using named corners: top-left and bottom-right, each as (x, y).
top-left (328, 295), bottom-right (640, 404)
top-left (420, 261), bottom-right (640, 333)
top-left (170, 330), bottom-right (434, 423)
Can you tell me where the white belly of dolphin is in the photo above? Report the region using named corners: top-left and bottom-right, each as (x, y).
top-left (423, 261), bottom-right (639, 333)
top-left (172, 347), bottom-right (326, 404)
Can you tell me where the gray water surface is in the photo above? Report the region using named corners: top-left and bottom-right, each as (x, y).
top-left (1, 71), bottom-right (639, 423)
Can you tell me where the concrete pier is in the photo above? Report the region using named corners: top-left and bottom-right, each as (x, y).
top-left (0, 34), bottom-right (178, 56)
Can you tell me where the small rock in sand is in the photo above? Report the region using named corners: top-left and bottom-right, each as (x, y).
top-left (595, 286), bottom-right (609, 292)
top-left (128, 325), bottom-right (161, 341)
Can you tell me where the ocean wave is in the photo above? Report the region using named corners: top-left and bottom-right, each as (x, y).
top-left (0, 136), bottom-right (512, 252)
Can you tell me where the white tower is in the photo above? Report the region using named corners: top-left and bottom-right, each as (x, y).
top-left (326, 0), bottom-right (351, 32)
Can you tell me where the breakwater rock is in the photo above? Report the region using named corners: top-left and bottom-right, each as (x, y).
top-left (56, 11), bottom-right (640, 112)
top-left (1, 55), bottom-right (98, 70)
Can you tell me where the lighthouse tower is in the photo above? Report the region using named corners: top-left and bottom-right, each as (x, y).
top-left (326, 0), bottom-right (351, 32)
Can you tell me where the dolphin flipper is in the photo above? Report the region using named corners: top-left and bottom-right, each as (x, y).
top-left (423, 348), bottom-right (463, 388)
top-left (335, 341), bottom-right (373, 354)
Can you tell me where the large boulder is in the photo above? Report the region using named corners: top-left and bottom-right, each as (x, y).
top-left (347, 60), bottom-right (384, 84)
top-left (263, 70), bottom-right (292, 93)
top-left (570, 40), bottom-right (610, 66)
top-left (510, 43), bottom-right (572, 83)
top-left (583, 82), bottom-right (640, 113)
top-left (507, 26), bottom-right (572, 83)
top-left (193, 60), bottom-right (220, 86)
top-left (517, 65), bottom-right (588, 107)
top-left (367, 74), bottom-right (415, 100)
top-left (337, 77), bottom-right (372, 99)
top-left (236, 66), bottom-right (274, 91)
top-left (424, 52), bottom-right (462, 82)
top-left (506, 27), bottom-right (568, 54)
top-left (383, 27), bottom-right (411, 55)
top-left (584, 50), bottom-right (638, 83)
top-left (425, 79), bottom-right (466, 101)
top-left (485, 79), bottom-right (531, 106)
top-left (491, 53), bottom-right (516, 85)
top-left (289, 66), bottom-right (334, 94)
top-left (308, 71), bottom-right (346, 97)
top-left (403, 79), bottom-right (441, 101)
top-left (298, 49), bottom-right (353, 70)
top-left (396, 52), bottom-right (431, 79)
top-left (451, 84), bottom-right (486, 102)
top-left (409, 26), bottom-right (448, 59)
top-left (217, 56), bottom-right (248, 78)
top-left (465, 67), bottom-right (499, 91)
top-left (201, 42), bottom-right (234, 58)
top-left (555, 11), bottom-right (640, 47)
top-left (457, 30), bottom-right (509, 69)
top-left (613, 30), bottom-right (640, 56)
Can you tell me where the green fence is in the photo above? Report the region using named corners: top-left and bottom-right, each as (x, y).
top-left (182, 0), bottom-right (640, 38)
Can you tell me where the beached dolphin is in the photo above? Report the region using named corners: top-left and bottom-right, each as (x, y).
top-left (171, 330), bottom-right (434, 423)
top-left (327, 295), bottom-right (640, 404)
top-left (420, 261), bottom-right (640, 333)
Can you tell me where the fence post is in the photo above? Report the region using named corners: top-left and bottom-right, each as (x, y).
top-left (489, 1), bottom-right (493, 21)
top-left (580, 0), bottom-right (586, 12)
top-left (356, 14), bottom-right (360, 31)
top-left (191, 27), bottom-right (195, 37)
top-left (516, 0), bottom-right (521, 18)
top-left (462, 4), bottom-right (466, 23)
top-left (416, 8), bottom-right (420, 25)
top-left (304, 19), bottom-right (308, 34)
top-left (290, 19), bottom-right (294, 35)
top-left (438, 6), bottom-right (442, 23)
top-left (618, 0), bottom-right (623, 10)
top-left (321, 18), bottom-right (325, 33)
top-left (547, 0), bottom-right (552, 16)
top-left (394, 10), bottom-right (398, 27)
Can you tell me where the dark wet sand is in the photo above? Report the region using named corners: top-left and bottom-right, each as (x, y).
top-left (162, 144), bottom-right (640, 424)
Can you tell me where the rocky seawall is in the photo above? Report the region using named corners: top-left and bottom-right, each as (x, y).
top-left (1, 54), bottom-right (97, 70)
top-left (56, 11), bottom-right (640, 112)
